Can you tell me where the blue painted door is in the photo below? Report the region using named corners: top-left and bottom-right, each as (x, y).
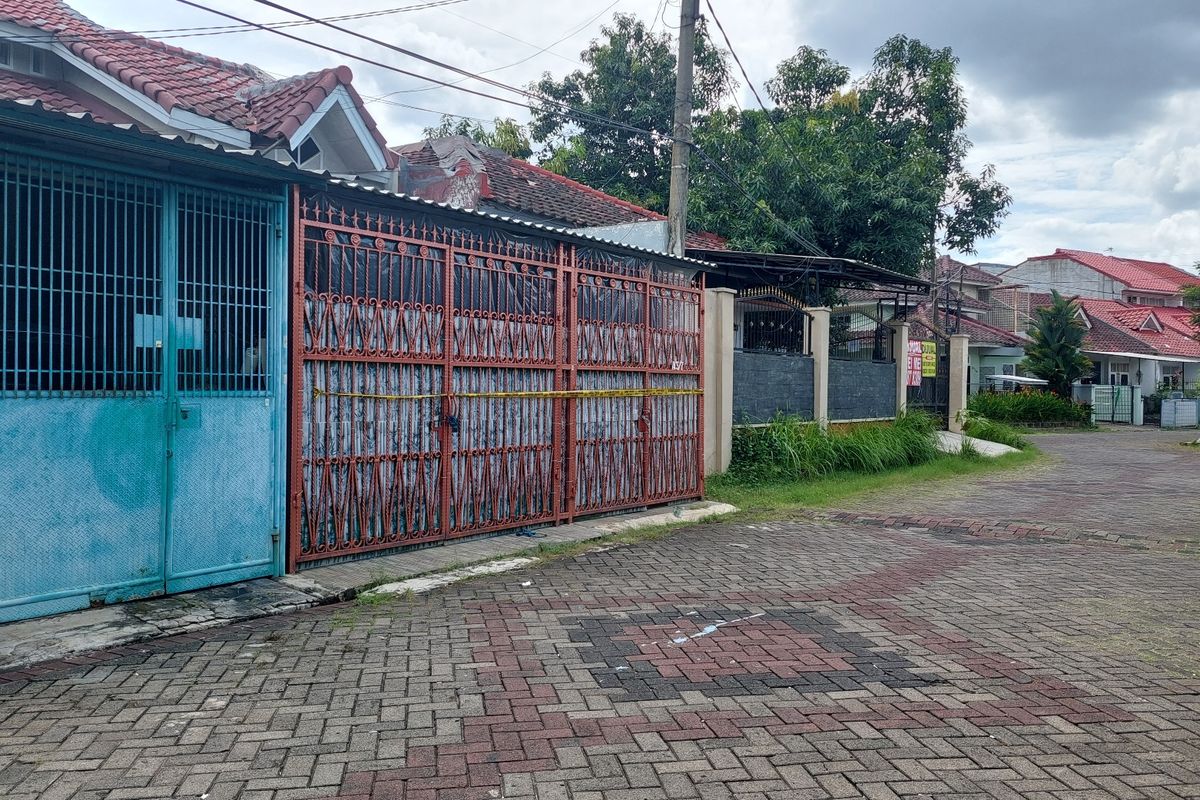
top-left (0, 149), bottom-right (284, 622)
top-left (165, 188), bottom-right (282, 593)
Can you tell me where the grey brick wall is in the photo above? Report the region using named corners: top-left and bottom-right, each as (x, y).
top-left (828, 359), bottom-right (897, 421)
top-left (733, 352), bottom-right (814, 423)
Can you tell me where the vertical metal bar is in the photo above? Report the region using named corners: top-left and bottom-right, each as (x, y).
top-left (1, 152), bottom-right (8, 389)
top-left (696, 272), bottom-right (705, 499)
top-left (564, 246), bottom-right (578, 522)
top-left (287, 184), bottom-right (304, 574)
top-left (160, 182), bottom-right (178, 590)
top-left (550, 243), bottom-right (565, 523)
top-left (438, 246), bottom-right (455, 541)
top-left (640, 274), bottom-right (651, 505)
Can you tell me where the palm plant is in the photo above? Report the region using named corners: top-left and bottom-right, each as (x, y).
top-left (1021, 290), bottom-right (1091, 398)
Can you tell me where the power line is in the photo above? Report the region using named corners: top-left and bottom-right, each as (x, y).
top-left (174, 0), bottom-right (822, 255)
top-left (0, 0), bottom-right (468, 44)
top-left (390, 0), bottom-right (621, 96)
top-left (703, 0), bottom-right (826, 257)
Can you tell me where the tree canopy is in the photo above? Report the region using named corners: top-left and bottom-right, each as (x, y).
top-left (525, 19), bottom-right (1010, 276)
top-left (422, 115), bottom-right (533, 159)
top-left (528, 13), bottom-right (732, 214)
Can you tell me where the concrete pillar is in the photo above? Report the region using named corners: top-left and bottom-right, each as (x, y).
top-left (948, 334), bottom-right (970, 433)
top-left (703, 287), bottom-right (736, 474)
top-left (808, 307), bottom-right (831, 428)
top-left (889, 320), bottom-right (910, 417)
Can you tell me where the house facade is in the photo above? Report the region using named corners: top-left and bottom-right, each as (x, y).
top-left (0, 99), bottom-right (294, 622)
top-left (1002, 248), bottom-right (1200, 307)
top-left (1072, 300), bottom-right (1200, 395)
top-left (992, 249), bottom-right (1200, 395)
top-left (0, 0), bottom-right (395, 184)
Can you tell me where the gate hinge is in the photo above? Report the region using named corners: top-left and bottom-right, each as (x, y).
top-left (275, 225), bottom-right (283, 240)
top-left (271, 528), bottom-right (280, 544)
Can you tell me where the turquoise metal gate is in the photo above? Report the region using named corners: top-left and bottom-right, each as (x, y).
top-left (0, 149), bottom-right (286, 621)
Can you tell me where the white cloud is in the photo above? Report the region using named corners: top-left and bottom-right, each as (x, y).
top-left (71, 0), bottom-right (1200, 271)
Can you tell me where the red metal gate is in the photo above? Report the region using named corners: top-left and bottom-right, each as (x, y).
top-left (288, 189), bottom-right (703, 568)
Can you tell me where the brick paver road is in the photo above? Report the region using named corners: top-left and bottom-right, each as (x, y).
top-left (843, 427), bottom-right (1199, 545)
top-left (2, 430), bottom-right (1199, 799)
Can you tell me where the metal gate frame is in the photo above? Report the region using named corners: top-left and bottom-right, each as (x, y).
top-left (907, 334), bottom-right (950, 423)
top-left (1093, 384), bottom-right (1135, 424)
top-left (0, 143), bottom-right (287, 621)
top-left (288, 188), bottom-right (704, 569)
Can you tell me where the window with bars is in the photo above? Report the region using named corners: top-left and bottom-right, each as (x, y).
top-left (740, 307), bottom-right (808, 354)
top-left (1, 152), bottom-right (276, 396)
top-left (1, 154), bottom-right (164, 395)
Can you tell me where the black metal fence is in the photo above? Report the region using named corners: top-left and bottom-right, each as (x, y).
top-left (906, 334), bottom-right (950, 424)
top-left (830, 308), bottom-right (893, 362)
top-left (740, 307), bottom-right (810, 355)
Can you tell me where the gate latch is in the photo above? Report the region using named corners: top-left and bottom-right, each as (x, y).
top-left (173, 402), bottom-right (201, 430)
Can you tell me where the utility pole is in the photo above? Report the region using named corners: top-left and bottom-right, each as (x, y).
top-left (667, 0), bottom-right (700, 258)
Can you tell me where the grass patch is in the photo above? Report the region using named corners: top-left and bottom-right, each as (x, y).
top-left (729, 412), bottom-right (942, 483)
top-left (706, 449), bottom-right (1039, 516)
top-left (961, 414), bottom-right (1032, 450)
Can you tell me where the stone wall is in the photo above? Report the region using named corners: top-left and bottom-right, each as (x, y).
top-left (827, 359), bottom-right (897, 421)
top-left (732, 352), bottom-right (814, 423)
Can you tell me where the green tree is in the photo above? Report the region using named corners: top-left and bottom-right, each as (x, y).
top-left (858, 35), bottom-right (1011, 256)
top-left (528, 13), bottom-right (732, 212)
top-left (1021, 291), bottom-right (1092, 398)
top-left (422, 115), bottom-right (533, 159)
top-left (764, 46), bottom-right (850, 112)
top-left (690, 36), bottom-right (1009, 276)
top-left (1185, 280), bottom-right (1200, 330)
top-left (524, 18), bottom-right (1009, 276)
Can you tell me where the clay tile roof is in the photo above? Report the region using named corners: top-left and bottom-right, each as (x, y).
top-left (935, 254), bottom-right (1002, 285)
top-left (906, 306), bottom-right (1024, 347)
top-left (1028, 248), bottom-right (1198, 294)
top-left (1076, 298), bottom-right (1200, 357)
top-left (0, 0), bottom-right (392, 162)
top-left (0, 68), bottom-right (135, 125)
top-left (394, 135), bottom-right (727, 249)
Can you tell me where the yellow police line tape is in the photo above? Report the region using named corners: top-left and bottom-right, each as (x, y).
top-left (312, 386), bottom-right (702, 402)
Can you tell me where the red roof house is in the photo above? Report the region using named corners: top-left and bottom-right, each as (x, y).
top-left (393, 135), bottom-right (727, 250)
top-left (1006, 248), bottom-right (1200, 303)
top-left (0, 0), bottom-right (394, 177)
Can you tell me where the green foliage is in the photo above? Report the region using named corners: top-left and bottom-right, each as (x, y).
top-left (689, 35), bottom-right (1009, 275)
top-left (422, 115), bottom-right (533, 159)
top-left (765, 46), bottom-right (850, 112)
top-left (1183, 285), bottom-right (1200, 329)
top-left (1021, 290), bottom-right (1092, 397)
top-left (966, 390), bottom-right (1092, 424)
top-left (961, 413), bottom-right (1031, 450)
top-left (706, 448), bottom-right (1038, 512)
top-left (727, 412), bottom-right (941, 484)
top-left (528, 14), bottom-right (732, 212)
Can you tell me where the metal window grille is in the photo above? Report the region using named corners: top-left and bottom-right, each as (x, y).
top-left (830, 306), bottom-right (894, 362)
top-left (740, 307), bottom-right (809, 354)
top-left (1, 151), bottom-right (163, 396)
top-left (176, 189), bottom-right (273, 395)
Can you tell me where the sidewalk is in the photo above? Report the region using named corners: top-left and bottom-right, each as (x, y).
top-left (0, 500), bottom-right (735, 673)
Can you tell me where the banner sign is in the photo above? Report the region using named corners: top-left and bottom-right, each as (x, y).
top-left (921, 340), bottom-right (938, 378)
top-left (907, 340), bottom-right (924, 386)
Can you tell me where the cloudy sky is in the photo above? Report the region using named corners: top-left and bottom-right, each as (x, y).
top-left (75, 0), bottom-right (1200, 271)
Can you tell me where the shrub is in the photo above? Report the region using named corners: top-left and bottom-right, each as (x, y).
top-left (727, 411), bottom-right (942, 483)
top-left (961, 414), bottom-right (1031, 450)
top-left (966, 390), bottom-right (1091, 424)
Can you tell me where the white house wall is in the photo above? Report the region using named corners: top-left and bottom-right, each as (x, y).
top-left (1004, 257), bottom-right (1122, 300)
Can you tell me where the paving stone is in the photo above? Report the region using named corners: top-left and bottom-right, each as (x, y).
top-left (0, 431), bottom-right (1196, 799)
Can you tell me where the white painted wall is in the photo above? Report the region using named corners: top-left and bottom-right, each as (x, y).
top-left (1005, 258), bottom-right (1122, 300)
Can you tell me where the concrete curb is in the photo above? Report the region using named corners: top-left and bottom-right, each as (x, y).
top-left (0, 500), bottom-right (736, 674)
